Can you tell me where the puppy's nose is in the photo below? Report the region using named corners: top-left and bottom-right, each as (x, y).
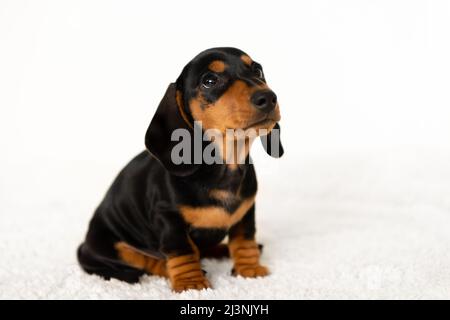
top-left (251, 90), bottom-right (277, 113)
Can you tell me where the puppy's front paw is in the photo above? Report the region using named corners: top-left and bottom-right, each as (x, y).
top-left (167, 254), bottom-right (212, 292)
top-left (229, 238), bottom-right (269, 278)
top-left (172, 276), bottom-right (211, 292)
top-left (232, 264), bottom-right (270, 278)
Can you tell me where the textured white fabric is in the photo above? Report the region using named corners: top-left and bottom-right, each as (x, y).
top-left (1, 148), bottom-right (450, 299)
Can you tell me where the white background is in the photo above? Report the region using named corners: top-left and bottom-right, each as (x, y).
top-left (1, 0), bottom-right (450, 299)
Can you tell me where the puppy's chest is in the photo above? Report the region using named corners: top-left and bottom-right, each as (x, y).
top-left (178, 189), bottom-right (255, 230)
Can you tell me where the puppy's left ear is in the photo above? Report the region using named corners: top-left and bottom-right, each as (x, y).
top-left (260, 122), bottom-right (284, 158)
top-left (145, 83), bottom-right (198, 176)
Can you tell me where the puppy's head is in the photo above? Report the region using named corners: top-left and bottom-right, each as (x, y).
top-left (146, 47), bottom-right (283, 175)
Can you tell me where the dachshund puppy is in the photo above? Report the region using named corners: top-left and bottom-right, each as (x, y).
top-left (77, 47), bottom-right (283, 292)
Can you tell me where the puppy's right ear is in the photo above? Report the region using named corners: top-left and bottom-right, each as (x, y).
top-left (145, 83), bottom-right (198, 176)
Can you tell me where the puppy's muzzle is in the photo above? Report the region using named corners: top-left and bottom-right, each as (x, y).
top-left (251, 90), bottom-right (277, 113)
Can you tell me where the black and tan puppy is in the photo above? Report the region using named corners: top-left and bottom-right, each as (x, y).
top-left (77, 47), bottom-right (283, 292)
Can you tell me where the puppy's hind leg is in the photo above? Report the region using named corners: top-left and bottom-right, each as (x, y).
top-left (77, 243), bottom-right (145, 283)
top-left (114, 242), bottom-right (167, 277)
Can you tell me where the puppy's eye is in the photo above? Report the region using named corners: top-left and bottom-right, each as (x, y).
top-left (252, 65), bottom-right (264, 79)
top-left (201, 73), bottom-right (219, 89)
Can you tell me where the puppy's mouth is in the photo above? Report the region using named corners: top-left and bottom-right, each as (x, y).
top-left (243, 111), bottom-right (280, 130)
top-left (243, 117), bottom-right (275, 130)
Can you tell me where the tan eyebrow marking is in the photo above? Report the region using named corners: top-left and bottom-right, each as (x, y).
top-left (208, 60), bottom-right (226, 73)
top-left (240, 55), bottom-right (252, 66)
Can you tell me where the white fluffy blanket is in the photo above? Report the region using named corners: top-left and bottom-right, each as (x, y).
top-left (1, 148), bottom-right (450, 299)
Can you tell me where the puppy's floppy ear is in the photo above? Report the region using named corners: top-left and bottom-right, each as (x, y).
top-left (260, 122), bottom-right (284, 158)
top-left (145, 83), bottom-right (198, 176)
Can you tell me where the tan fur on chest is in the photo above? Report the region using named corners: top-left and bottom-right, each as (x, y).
top-left (179, 196), bottom-right (255, 229)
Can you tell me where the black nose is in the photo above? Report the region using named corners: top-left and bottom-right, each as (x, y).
top-left (251, 90), bottom-right (277, 113)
